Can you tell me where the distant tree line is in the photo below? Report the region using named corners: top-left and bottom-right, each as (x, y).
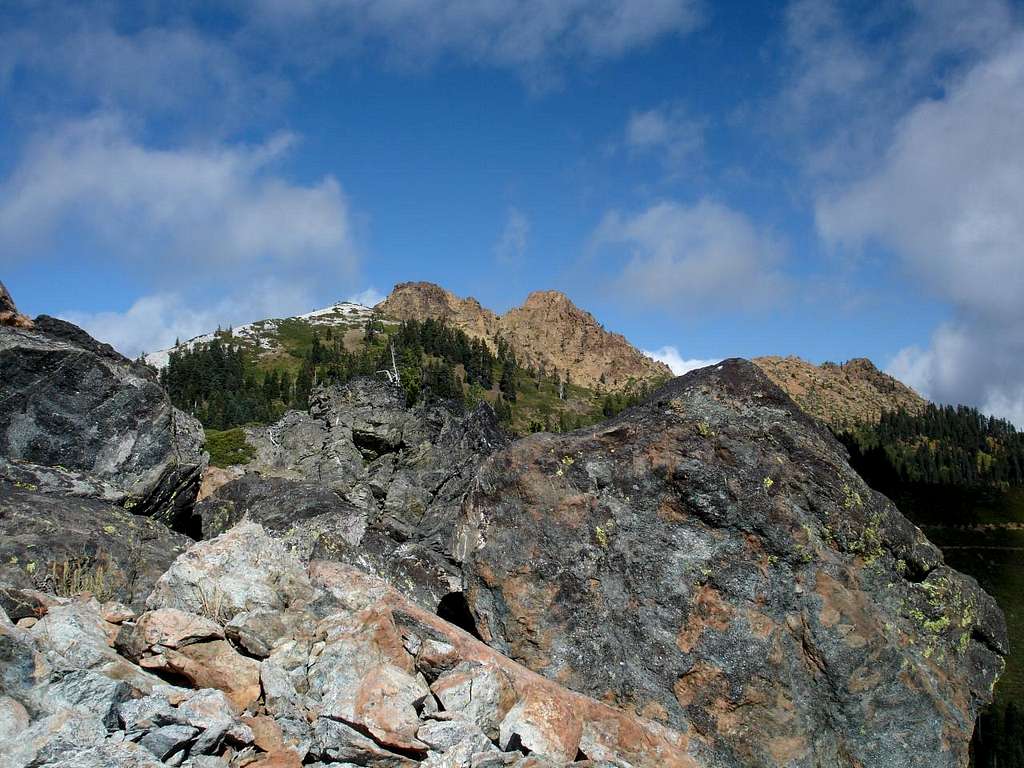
top-left (159, 340), bottom-right (289, 430)
top-left (159, 317), bottom-right (662, 435)
top-left (839, 404), bottom-right (1024, 488)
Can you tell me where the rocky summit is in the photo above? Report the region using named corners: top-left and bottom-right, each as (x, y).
top-left (378, 282), bottom-right (672, 389)
top-left (0, 296), bottom-right (1007, 768)
top-left (753, 355), bottom-right (927, 429)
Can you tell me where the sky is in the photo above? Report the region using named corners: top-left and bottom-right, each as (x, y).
top-left (1, 0), bottom-right (1022, 424)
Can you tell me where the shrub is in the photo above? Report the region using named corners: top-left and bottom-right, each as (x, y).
top-left (204, 428), bottom-right (256, 468)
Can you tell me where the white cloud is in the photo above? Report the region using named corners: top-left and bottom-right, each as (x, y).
top-left (0, 115), bottom-right (357, 280)
top-left (642, 346), bottom-right (718, 376)
top-left (820, 34), bottom-right (1024, 425)
top-left (494, 207), bottom-right (530, 266)
top-left (776, 0), bottom-right (1017, 179)
top-left (244, 0), bottom-right (703, 84)
top-left (61, 281), bottom-right (318, 359)
top-left (594, 199), bottom-right (788, 311)
top-left (346, 287), bottom-right (385, 306)
top-left (0, 5), bottom-right (284, 127)
top-left (817, 35), bottom-right (1024, 320)
top-left (887, 320), bottom-right (1024, 428)
top-left (626, 103), bottom-right (704, 173)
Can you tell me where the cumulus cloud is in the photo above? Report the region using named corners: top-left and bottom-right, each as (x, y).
top-left (0, 115), bottom-right (357, 280)
top-left (244, 0), bottom-right (703, 85)
top-left (593, 199), bottom-right (788, 311)
top-left (887, 321), bottom-right (1024, 428)
top-left (61, 281), bottom-right (318, 359)
top-left (642, 346), bottom-right (719, 376)
top-left (626, 103), bottom-right (704, 173)
top-left (494, 208), bottom-right (530, 266)
top-left (0, 4), bottom-right (284, 128)
top-left (777, 0), bottom-right (1016, 178)
top-left (818, 32), bottom-right (1024, 425)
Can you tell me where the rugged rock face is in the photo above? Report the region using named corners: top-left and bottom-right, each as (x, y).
top-left (198, 376), bottom-right (507, 609)
top-left (0, 315), bottom-right (206, 526)
top-left (753, 355), bottom-right (926, 428)
top-left (378, 282), bottom-right (671, 390)
top-left (456, 359), bottom-right (1006, 768)
top-left (0, 522), bottom-right (703, 767)
top-left (0, 281), bottom-right (33, 329)
top-left (0, 300), bottom-right (207, 608)
top-left (0, 483), bottom-right (192, 609)
top-left (378, 281), bottom-right (502, 342)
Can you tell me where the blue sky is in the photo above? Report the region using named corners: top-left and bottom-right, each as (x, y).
top-left (1, 0), bottom-right (1022, 423)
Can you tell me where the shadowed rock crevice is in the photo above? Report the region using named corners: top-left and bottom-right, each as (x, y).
top-left (436, 592), bottom-right (482, 640)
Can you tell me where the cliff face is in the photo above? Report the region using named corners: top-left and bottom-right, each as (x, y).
top-left (754, 355), bottom-right (927, 428)
top-left (378, 282), bottom-right (672, 389)
top-left (377, 281), bottom-right (501, 345)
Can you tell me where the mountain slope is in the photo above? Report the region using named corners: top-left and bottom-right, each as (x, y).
top-left (753, 355), bottom-right (926, 428)
top-left (379, 282), bottom-right (671, 389)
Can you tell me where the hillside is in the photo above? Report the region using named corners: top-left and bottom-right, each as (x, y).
top-left (379, 282), bottom-right (672, 389)
top-left (753, 355), bottom-right (927, 429)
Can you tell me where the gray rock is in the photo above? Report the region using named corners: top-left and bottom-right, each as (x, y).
top-left (457, 359), bottom-right (1008, 768)
top-left (139, 724), bottom-right (199, 760)
top-left (0, 694), bottom-right (29, 742)
top-left (431, 663), bottom-right (512, 741)
top-left (0, 316), bottom-right (206, 533)
top-left (223, 376), bottom-right (507, 610)
top-left (0, 482), bottom-right (193, 609)
top-left (417, 718), bottom-right (492, 753)
top-left (49, 669), bottom-right (131, 729)
top-left (118, 692), bottom-right (187, 732)
top-left (146, 522), bottom-right (314, 622)
top-left (225, 609), bottom-right (292, 658)
top-left (309, 717), bottom-right (419, 766)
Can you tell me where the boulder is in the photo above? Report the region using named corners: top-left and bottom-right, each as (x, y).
top-left (146, 522), bottom-right (314, 622)
top-left (0, 313), bottom-right (206, 532)
top-left (202, 377), bottom-right (506, 610)
top-left (0, 482), bottom-right (192, 608)
top-left (455, 359), bottom-right (1007, 768)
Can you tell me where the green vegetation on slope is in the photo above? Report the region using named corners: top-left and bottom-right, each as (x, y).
top-left (158, 315), bottom-right (663, 436)
top-left (204, 428), bottom-right (256, 468)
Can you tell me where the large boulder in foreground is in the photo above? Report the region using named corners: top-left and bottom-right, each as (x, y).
top-left (456, 359), bottom-right (1007, 768)
top-left (0, 314), bottom-right (206, 531)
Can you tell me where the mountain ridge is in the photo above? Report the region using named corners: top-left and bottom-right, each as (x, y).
top-left (377, 281), bottom-right (673, 389)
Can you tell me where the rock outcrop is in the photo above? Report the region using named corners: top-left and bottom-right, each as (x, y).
top-left (753, 355), bottom-right (926, 428)
top-left (0, 315), bottom-right (206, 525)
top-left (0, 522), bottom-right (703, 767)
top-left (198, 376), bottom-right (507, 609)
top-left (0, 483), bottom-right (192, 608)
top-left (378, 282), bottom-right (671, 389)
top-left (456, 359), bottom-right (1005, 768)
top-left (0, 281), bottom-right (32, 329)
top-left (0, 295), bottom-right (207, 607)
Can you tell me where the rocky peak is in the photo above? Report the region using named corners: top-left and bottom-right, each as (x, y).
top-left (378, 281), bottom-right (500, 341)
top-left (378, 282), bottom-right (672, 390)
top-left (753, 354), bottom-right (927, 428)
top-left (0, 281), bottom-right (33, 329)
